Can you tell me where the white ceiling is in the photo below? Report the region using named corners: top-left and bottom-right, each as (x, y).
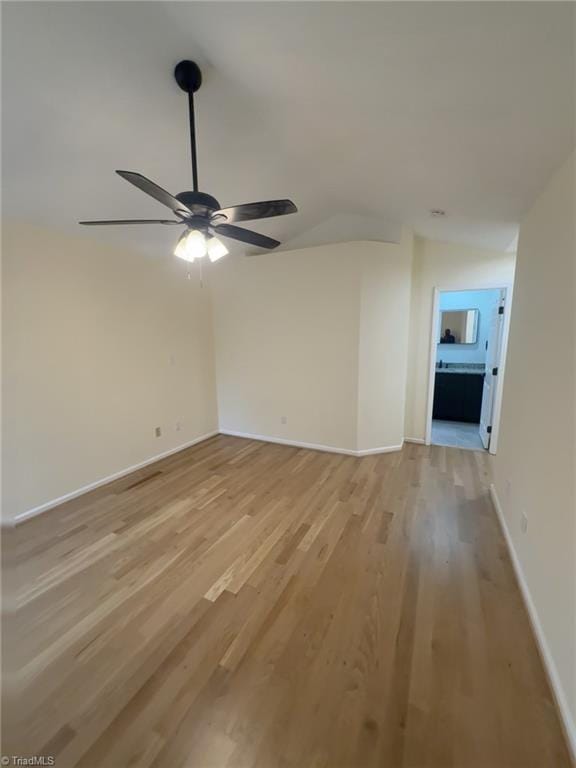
top-left (3, 2), bottom-right (574, 256)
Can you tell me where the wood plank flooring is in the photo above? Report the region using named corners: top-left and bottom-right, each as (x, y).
top-left (2, 435), bottom-right (571, 767)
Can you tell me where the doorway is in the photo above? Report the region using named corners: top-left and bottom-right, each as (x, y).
top-left (425, 286), bottom-right (512, 453)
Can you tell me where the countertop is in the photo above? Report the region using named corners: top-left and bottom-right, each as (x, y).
top-left (435, 365), bottom-right (485, 376)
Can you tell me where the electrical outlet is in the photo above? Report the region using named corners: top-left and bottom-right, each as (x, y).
top-left (520, 510), bottom-right (528, 534)
top-left (175, 421), bottom-right (182, 432)
top-left (281, 416), bottom-right (287, 425)
top-left (155, 426), bottom-right (162, 438)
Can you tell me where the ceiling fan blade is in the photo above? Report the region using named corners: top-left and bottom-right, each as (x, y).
top-left (116, 171), bottom-right (191, 214)
top-left (215, 199), bottom-right (297, 223)
top-left (79, 219), bottom-right (181, 225)
top-left (215, 223), bottom-right (280, 249)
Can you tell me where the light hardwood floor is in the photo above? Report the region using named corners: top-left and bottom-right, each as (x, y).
top-left (2, 435), bottom-right (571, 767)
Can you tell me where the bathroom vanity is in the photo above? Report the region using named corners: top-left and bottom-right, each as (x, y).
top-left (432, 364), bottom-right (485, 423)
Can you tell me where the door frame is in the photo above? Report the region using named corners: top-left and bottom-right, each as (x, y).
top-left (424, 283), bottom-right (514, 454)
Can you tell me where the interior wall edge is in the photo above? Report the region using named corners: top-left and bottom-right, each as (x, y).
top-left (5, 430), bottom-right (220, 528)
top-left (489, 483), bottom-right (576, 762)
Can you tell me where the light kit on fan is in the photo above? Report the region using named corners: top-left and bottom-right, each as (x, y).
top-left (173, 230), bottom-right (228, 263)
top-left (174, 230), bottom-right (204, 261)
top-left (79, 60), bottom-right (297, 265)
top-left (206, 236), bottom-right (228, 262)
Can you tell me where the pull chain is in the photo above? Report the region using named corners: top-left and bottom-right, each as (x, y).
top-left (187, 260), bottom-right (204, 287)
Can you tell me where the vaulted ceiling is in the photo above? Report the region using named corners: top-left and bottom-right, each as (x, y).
top-left (3, 2), bottom-right (574, 255)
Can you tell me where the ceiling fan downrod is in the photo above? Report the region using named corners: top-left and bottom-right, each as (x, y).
top-left (174, 60), bottom-right (203, 193)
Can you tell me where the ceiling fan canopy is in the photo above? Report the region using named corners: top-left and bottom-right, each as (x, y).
top-left (79, 60), bottom-right (298, 261)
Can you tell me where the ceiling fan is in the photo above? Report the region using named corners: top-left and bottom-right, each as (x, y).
top-left (79, 60), bottom-right (297, 263)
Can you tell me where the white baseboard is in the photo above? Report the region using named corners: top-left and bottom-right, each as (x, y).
top-left (404, 437), bottom-right (426, 444)
top-left (489, 483), bottom-right (576, 762)
top-left (219, 429), bottom-right (404, 457)
top-left (356, 443), bottom-right (405, 456)
top-left (219, 429), bottom-right (357, 455)
top-left (7, 430), bottom-right (219, 528)
top-left (6, 429), bottom-right (410, 528)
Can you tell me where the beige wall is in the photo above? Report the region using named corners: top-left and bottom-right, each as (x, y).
top-left (405, 237), bottom-right (516, 440)
top-left (211, 238), bottom-right (414, 453)
top-left (211, 242), bottom-right (361, 451)
top-left (492, 153), bottom-right (575, 741)
top-left (2, 224), bottom-right (218, 521)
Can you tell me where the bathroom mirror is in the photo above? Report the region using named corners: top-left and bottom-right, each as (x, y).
top-left (438, 309), bottom-right (479, 344)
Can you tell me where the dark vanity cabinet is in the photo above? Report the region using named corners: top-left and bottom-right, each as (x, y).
top-left (432, 372), bottom-right (484, 423)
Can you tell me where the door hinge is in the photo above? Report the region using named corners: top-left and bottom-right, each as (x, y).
top-left (492, 367), bottom-right (498, 376)
top-left (498, 306), bottom-right (505, 315)
top-left (487, 426), bottom-right (492, 434)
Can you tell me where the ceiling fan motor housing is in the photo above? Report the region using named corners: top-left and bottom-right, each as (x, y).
top-left (176, 191), bottom-right (220, 215)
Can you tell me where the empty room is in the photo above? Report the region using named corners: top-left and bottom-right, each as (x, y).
top-left (2, 2), bottom-right (575, 767)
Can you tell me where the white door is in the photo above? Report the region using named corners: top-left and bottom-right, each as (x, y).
top-left (479, 292), bottom-right (506, 449)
